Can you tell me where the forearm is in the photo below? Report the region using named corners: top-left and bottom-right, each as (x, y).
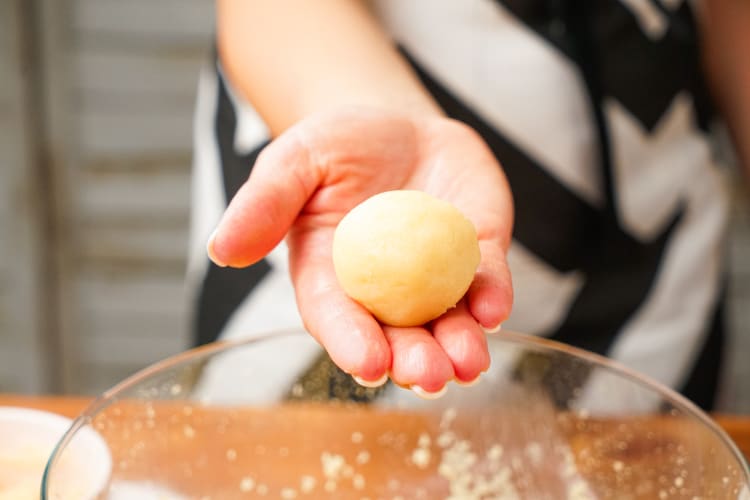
top-left (700, 0), bottom-right (750, 176)
top-left (216, 0), bottom-right (441, 136)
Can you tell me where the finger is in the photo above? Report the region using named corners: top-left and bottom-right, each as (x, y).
top-left (431, 300), bottom-right (490, 383)
top-left (208, 129), bottom-right (321, 268)
top-left (288, 224), bottom-right (391, 382)
top-left (467, 239), bottom-right (513, 331)
top-left (383, 326), bottom-right (455, 393)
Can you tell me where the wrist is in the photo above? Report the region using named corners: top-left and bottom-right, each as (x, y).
top-left (267, 76), bottom-right (444, 136)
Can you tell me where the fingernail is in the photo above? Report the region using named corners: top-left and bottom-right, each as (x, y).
top-left (482, 322), bottom-right (502, 334)
top-left (206, 228), bottom-right (227, 267)
top-left (411, 384), bottom-right (448, 400)
top-left (353, 372), bottom-right (389, 388)
top-left (454, 374), bottom-right (482, 387)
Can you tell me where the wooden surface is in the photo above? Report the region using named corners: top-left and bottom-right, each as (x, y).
top-left (1, 395), bottom-right (748, 461)
top-left (716, 414), bottom-right (750, 462)
top-left (2, 395), bottom-right (749, 499)
top-left (4, 396), bottom-right (750, 499)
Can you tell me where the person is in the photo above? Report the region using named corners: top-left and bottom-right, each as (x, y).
top-left (187, 0), bottom-right (750, 409)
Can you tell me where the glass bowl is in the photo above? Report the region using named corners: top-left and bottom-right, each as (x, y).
top-left (43, 330), bottom-right (749, 499)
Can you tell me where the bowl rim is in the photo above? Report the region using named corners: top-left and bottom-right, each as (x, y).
top-left (0, 406), bottom-right (111, 499)
top-left (42, 328), bottom-right (750, 496)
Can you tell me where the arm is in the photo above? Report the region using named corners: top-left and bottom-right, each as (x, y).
top-left (209, 0), bottom-right (515, 394)
top-left (700, 0), bottom-right (750, 175)
top-left (216, 0), bottom-right (441, 135)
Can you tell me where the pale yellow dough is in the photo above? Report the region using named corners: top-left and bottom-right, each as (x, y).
top-left (332, 190), bottom-right (481, 327)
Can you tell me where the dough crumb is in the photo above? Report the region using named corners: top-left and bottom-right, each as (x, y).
top-left (411, 447), bottom-right (431, 469)
top-left (355, 450), bottom-right (371, 465)
top-left (280, 487), bottom-right (297, 499)
top-left (299, 475), bottom-right (316, 493)
top-left (353, 473), bottom-right (366, 490)
top-left (320, 452), bottom-right (345, 480)
top-left (239, 476), bottom-right (255, 492)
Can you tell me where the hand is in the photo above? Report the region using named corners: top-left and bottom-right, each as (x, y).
top-left (207, 108), bottom-right (514, 394)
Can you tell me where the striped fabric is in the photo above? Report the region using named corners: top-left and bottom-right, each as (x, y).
top-left (188, 0), bottom-right (729, 409)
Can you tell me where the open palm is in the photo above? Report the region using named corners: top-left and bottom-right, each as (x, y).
top-left (208, 108), bottom-right (514, 395)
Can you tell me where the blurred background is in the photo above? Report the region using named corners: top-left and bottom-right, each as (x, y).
top-left (0, 1), bottom-right (748, 412)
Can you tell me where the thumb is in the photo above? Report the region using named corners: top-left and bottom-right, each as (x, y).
top-left (207, 130), bottom-right (321, 268)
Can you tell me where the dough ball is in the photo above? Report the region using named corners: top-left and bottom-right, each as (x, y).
top-left (332, 190), bottom-right (481, 327)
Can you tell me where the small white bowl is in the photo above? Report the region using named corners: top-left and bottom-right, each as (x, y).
top-left (0, 406), bottom-right (111, 499)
